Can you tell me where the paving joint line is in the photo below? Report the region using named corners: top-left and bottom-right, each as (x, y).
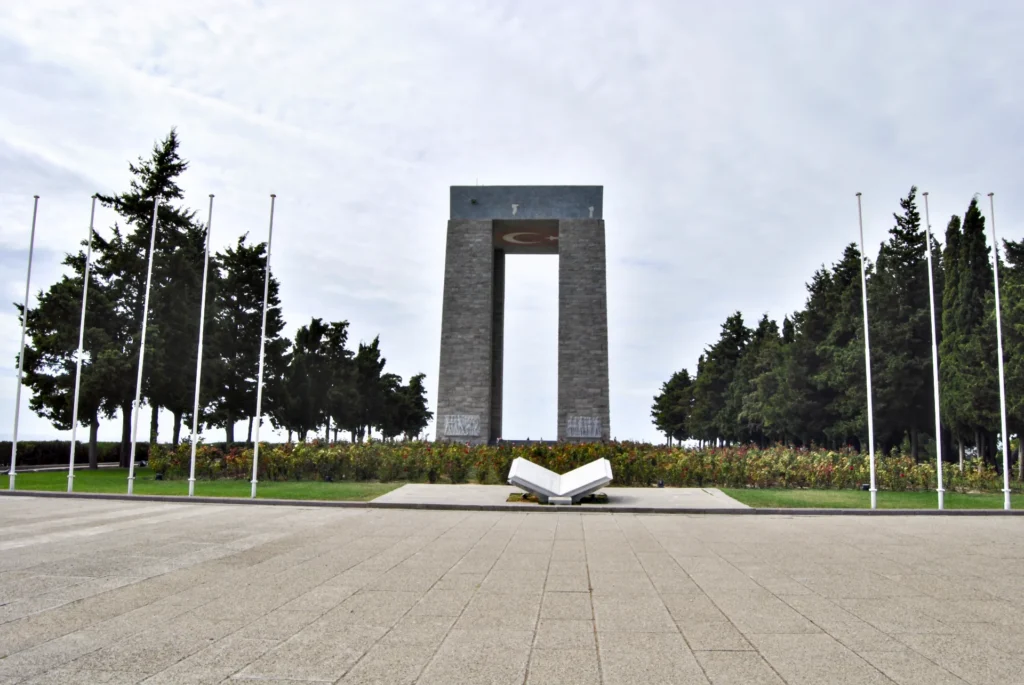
top-left (696, 522), bottom-right (904, 685)
top-left (411, 509), bottom-right (529, 684)
top-left (317, 510), bottom-right (473, 684)
top-left (522, 512), bottom-right (559, 684)
top-left (636, 514), bottom-right (789, 685)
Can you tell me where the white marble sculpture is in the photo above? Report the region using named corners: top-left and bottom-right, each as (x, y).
top-left (507, 457), bottom-right (613, 504)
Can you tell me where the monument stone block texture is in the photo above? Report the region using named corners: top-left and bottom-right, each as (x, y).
top-left (436, 186), bottom-right (609, 444)
top-left (436, 219), bottom-right (494, 442)
top-left (558, 219), bottom-right (611, 441)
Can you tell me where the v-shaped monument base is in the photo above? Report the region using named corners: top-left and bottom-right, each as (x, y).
top-left (507, 457), bottom-right (613, 504)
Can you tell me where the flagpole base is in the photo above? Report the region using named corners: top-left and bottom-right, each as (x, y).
top-left (67, 475), bottom-right (75, 493)
top-left (188, 478), bottom-right (196, 497)
top-left (250, 480), bottom-right (258, 499)
top-left (869, 489), bottom-right (877, 510)
top-left (1005, 489), bottom-right (1012, 510)
top-left (937, 488), bottom-right (944, 510)
top-left (7, 473), bottom-right (15, 490)
top-left (127, 477), bottom-right (135, 495)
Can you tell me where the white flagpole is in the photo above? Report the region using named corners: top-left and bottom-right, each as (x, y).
top-left (188, 195), bottom-right (215, 497)
top-left (67, 195), bottom-right (98, 493)
top-left (856, 193), bottom-right (878, 509)
top-left (8, 195), bottom-right (40, 491)
top-left (987, 192), bottom-right (1011, 510)
top-left (922, 192), bottom-right (944, 510)
top-left (128, 197), bottom-right (160, 494)
top-left (251, 194), bottom-right (276, 499)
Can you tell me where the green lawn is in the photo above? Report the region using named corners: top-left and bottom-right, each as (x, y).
top-left (0, 468), bottom-right (402, 502)
top-left (721, 488), bottom-right (1018, 509)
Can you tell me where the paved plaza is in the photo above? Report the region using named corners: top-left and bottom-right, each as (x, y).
top-left (1, 497), bottom-right (1023, 684)
top-left (372, 484), bottom-right (749, 509)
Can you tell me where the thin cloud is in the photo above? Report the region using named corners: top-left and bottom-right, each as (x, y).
top-left (1, 1), bottom-right (1022, 443)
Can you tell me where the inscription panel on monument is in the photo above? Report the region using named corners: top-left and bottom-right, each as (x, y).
top-left (442, 414), bottom-right (481, 437)
top-left (566, 416), bottom-right (601, 438)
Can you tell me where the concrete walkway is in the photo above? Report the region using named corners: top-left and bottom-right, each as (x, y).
top-left (3, 496), bottom-right (1024, 684)
top-left (372, 484), bottom-right (749, 509)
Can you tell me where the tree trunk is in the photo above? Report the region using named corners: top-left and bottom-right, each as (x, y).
top-left (958, 435), bottom-right (964, 472)
top-left (941, 425), bottom-right (952, 464)
top-left (350, 429), bottom-right (357, 443)
top-left (149, 405), bottom-right (159, 446)
top-left (975, 429), bottom-right (984, 472)
top-left (287, 430), bottom-right (292, 444)
top-left (172, 411), bottom-right (182, 446)
top-left (88, 414), bottom-right (99, 469)
top-left (225, 416), bottom-right (235, 444)
top-left (247, 416), bottom-right (254, 444)
top-left (1015, 438), bottom-right (1024, 481)
top-left (1018, 438), bottom-right (1023, 481)
top-left (325, 416), bottom-right (331, 443)
top-left (333, 427), bottom-right (339, 443)
top-left (120, 403), bottom-right (132, 468)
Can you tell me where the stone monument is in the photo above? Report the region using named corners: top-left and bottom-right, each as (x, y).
top-left (435, 185), bottom-right (610, 444)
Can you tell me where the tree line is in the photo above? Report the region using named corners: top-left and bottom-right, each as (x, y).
top-left (17, 130), bottom-right (432, 467)
top-left (652, 187), bottom-right (1023, 472)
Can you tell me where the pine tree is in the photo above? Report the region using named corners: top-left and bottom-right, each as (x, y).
top-left (816, 244), bottom-right (869, 449)
top-left (999, 238), bottom-right (1024, 478)
top-left (867, 187), bottom-right (933, 458)
top-left (688, 354), bottom-right (716, 445)
top-left (732, 314), bottom-right (779, 445)
top-left (957, 199), bottom-right (999, 460)
top-left (19, 237), bottom-right (115, 466)
top-left (207, 235), bottom-right (287, 443)
top-left (686, 312), bottom-right (751, 445)
top-left (270, 318), bottom-right (336, 441)
top-left (792, 267), bottom-right (841, 445)
top-left (353, 337), bottom-right (388, 442)
top-left (394, 373), bottom-right (433, 441)
top-left (651, 369), bottom-right (693, 444)
top-left (323, 321), bottom-right (356, 442)
top-left (88, 129), bottom-right (201, 463)
top-left (940, 214), bottom-right (968, 465)
top-left (752, 315), bottom-right (805, 444)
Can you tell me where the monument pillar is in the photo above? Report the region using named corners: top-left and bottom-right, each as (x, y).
top-left (557, 219), bottom-right (611, 441)
top-left (435, 219), bottom-right (494, 444)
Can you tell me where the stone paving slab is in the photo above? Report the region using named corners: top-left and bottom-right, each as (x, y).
top-left (2, 496), bottom-right (1024, 684)
top-left (371, 484), bottom-right (750, 508)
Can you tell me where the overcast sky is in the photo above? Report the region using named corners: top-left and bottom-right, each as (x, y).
top-left (1, 1), bottom-right (1022, 445)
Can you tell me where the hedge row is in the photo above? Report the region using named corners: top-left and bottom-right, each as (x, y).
top-left (0, 441), bottom-right (276, 469)
top-left (0, 441), bottom-right (135, 469)
top-left (149, 441), bottom-right (1020, 493)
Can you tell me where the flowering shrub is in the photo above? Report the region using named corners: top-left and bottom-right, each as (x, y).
top-left (148, 440), bottom-right (1019, 492)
